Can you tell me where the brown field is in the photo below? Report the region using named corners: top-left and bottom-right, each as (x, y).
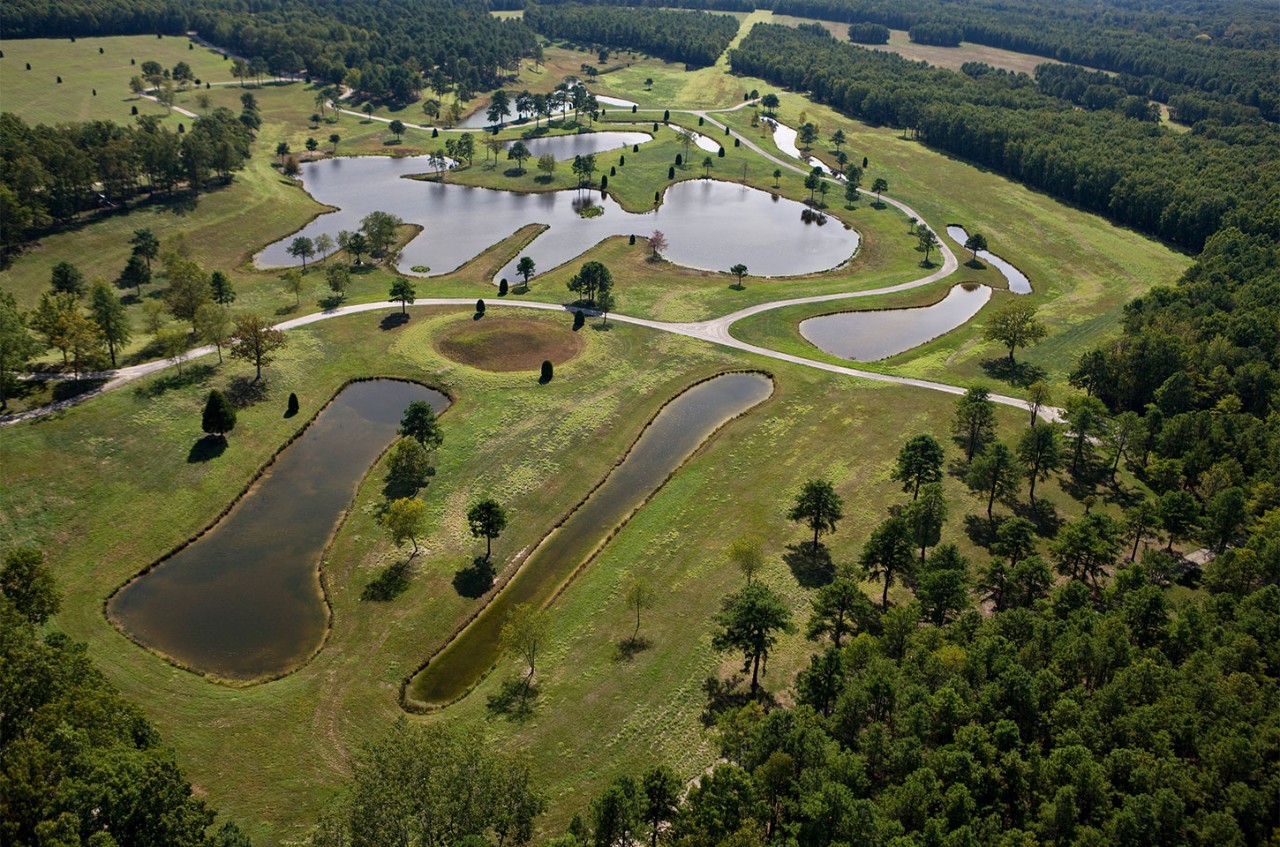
top-left (436, 316), bottom-right (586, 371)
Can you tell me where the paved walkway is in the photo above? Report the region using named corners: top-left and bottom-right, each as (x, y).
top-left (3, 92), bottom-right (1053, 427)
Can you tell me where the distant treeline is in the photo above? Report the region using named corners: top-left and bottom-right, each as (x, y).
top-left (524, 5), bottom-right (740, 68)
top-left (0, 110), bottom-right (252, 249)
top-left (729, 24), bottom-right (1280, 253)
top-left (0, 0), bottom-right (538, 104)
top-left (513, 0), bottom-right (1280, 119)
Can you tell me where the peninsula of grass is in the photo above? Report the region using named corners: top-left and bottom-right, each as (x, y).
top-left (1, 302), bottom-right (1109, 839)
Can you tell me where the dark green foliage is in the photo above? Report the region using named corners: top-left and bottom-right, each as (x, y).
top-left (0, 586), bottom-right (230, 845)
top-left (466, 497), bottom-right (507, 560)
top-left (526, 6), bottom-right (738, 68)
top-left (667, 165), bottom-right (675, 179)
top-left (286, 391), bottom-right (299, 416)
top-left (398, 400), bottom-right (443, 450)
top-left (476, 298), bottom-right (486, 316)
top-left (1, 547), bottom-right (59, 625)
top-left (566, 260), bottom-right (613, 305)
top-left (540, 360), bottom-right (553, 382)
top-left (848, 21), bottom-right (890, 43)
top-left (711, 580), bottom-right (795, 692)
top-left (312, 720), bottom-right (543, 845)
top-left (951, 385), bottom-right (996, 462)
top-left (49, 261), bottom-right (85, 297)
top-left (787, 478), bottom-right (844, 551)
top-left (201, 389), bottom-right (236, 438)
top-left (499, 278), bottom-right (509, 296)
top-left (728, 24), bottom-right (1279, 251)
top-left (572, 309), bottom-right (585, 330)
top-left (891, 433), bottom-right (944, 499)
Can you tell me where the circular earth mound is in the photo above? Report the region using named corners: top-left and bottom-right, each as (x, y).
top-left (436, 317), bottom-right (585, 372)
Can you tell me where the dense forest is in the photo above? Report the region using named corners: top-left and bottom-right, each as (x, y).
top-left (524, 5), bottom-right (740, 68)
top-left (525, 0), bottom-right (1279, 118)
top-left (0, 0), bottom-right (538, 103)
top-left (728, 24), bottom-right (1280, 252)
top-left (1, 552), bottom-right (249, 846)
top-left (1, 109), bottom-right (253, 250)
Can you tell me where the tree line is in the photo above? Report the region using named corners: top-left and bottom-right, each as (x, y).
top-left (0, 0), bottom-right (538, 107)
top-left (524, 5), bottom-right (741, 68)
top-left (727, 23), bottom-right (1279, 252)
top-left (1, 110), bottom-right (253, 252)
top-left (1, 550), bottom-right (253, 846)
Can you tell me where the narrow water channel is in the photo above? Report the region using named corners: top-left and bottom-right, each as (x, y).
top-left (946, 225), bottom-right (1032, 294)
top-left (800, 283), bottom-right (993, 361)
top-left (406, 372), bottom-right (773, 707)
top-left (109, 380), bottom-right (450, 681)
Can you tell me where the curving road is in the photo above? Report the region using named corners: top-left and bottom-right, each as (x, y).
top-left (3, 99), bottom-right (1054, 427)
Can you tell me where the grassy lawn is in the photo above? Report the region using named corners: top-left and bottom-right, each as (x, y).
top-left (717, 94), bottom-right (1190, 395)
top-left (0, 35), bottom-right (235, 127)
top-left (0, 303), bottom-right (1106, 840)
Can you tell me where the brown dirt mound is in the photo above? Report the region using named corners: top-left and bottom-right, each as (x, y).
top-left (435, 316), bottom-right (585, 372)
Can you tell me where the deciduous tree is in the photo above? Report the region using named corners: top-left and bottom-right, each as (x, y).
top-left (229, 312), bottom-right (286, 380)
top-left (381, 496), bottom-right (427, 556)
top-left (983, 300), bottom-right (1047, 364)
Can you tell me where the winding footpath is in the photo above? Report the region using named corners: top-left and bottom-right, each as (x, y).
top-left (2, 97), bottom-right (1057, 427)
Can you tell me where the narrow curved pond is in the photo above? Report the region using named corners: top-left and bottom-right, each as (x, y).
top-left (258, 155), bottom-right (859, 283)
top-left (767, 119), bottom-right (834, 176)
top-left (946, 225), bottom-right (1031, 294)
top-left (406, 372), bottom-right (773, 707)
top-left (800, 283), bottom-right (993, 361)
top-left (109, 380), bottom-right (450, 681)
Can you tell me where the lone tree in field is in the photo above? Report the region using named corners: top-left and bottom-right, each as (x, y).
top-left (130, 228), bottom-right (160, 269)
top-left (516, 256), bottom-right (536, 287)
top-left (507, 140), bottom-right (531, 173)
top-left (388, 278), bottom-right (416, 314)
top-left (625, 578), bottom-right (655, 646)
top-left (963, 232), bottom-right (988, 263)
top-left (711, 580), bottom-right (795, 693)
top-left (501, 603), bottom-right (550, 688)
top-left (916, 226), bottom-right (939, 265)
top-left (983, 299), bottom-right (1047, 364)
top-left (788, 479), bottom-right (844, 556)
top-left (381, 497), bottom-right (428, 557)
top-left (729, 263), bottom-right (748, 289)
top-left (398, 400), bottom-right (443, 450)
top-left (891, 433), bottom-right (945, 499)
top-left (467, 498), bottom-right (508, 561)
top-left (860, 515), bottom-right (915, 609)
top-left (871, 177), bottom-right (888, 203)
top-left (388, 119), bottom-right (405, 143)
top-left (728, 536), bottom-right (764, 584)
top-left (952, 386), bottom-right (996, 462)
top-left (201, 389), bottom-right (237, 440)
top-left (229, 312), bottom-right (287, 380)
top-left (287, 236), bottom-right (315, 269)
top-left (647, 230), bottom-right (668, 258)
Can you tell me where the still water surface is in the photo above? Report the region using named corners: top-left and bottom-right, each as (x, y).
top-left (800, 283), bottom-right (992, 361)
top-left (110, 380), bottom-right (449, 681)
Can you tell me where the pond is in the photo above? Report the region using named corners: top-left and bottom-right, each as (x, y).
top-left (406, 371), bottom-right (773, 707)
top-left (799, 283), bottom-right (993, 361)
top-left (946, 225), bottom-right (1031, 294)
top-left (767, 119), bottom-right (835, 176)
top-left (108, 380), bottom-right (450, 681)
top-left (258, 152), bottom-right (860, 283)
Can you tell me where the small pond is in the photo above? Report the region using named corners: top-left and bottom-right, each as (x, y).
top-left (946, 225), bottom-right (1031, 294)
top-left (800, 283), bottom-right (992, 361)
top-left (407, 371), bottom-right (773, 706)
top-left (767, 119), bottom-right (835, 176)
top-left (258, 151), bottom-right (859, 283)
top-left (109, 380), bottom-right (450, 681)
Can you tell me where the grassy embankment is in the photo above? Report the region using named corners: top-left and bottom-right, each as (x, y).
top-left (0, 302), bottom-right (1108, 840)
top-left (0, 28), bottom-right (1178, 841)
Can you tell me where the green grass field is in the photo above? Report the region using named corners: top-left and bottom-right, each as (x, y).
top-left (0, 30), bottom-right (1186, 842)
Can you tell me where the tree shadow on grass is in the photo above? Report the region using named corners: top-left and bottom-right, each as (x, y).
top-left (52, 378), bottom-right (108, 402)
top-left (275, 303), bottom-right (299, 316)
top-left (701, 674), bottom-right (777, 727)
top-left (783, 542), bottom-right (835, 588)
top-left (379, 312), bottom-right (410, 331)
top-left (486, 676), bottom-right (539, 722)
top-left (981, 357), bottom-right (1047, 388)
top-left (187, 435), bottom-right (227, 463)
top-left (612, 635), bottom-right (653, 663)
top-left (382, 474), bottom-right (426, 502)
top-left (963, 514), bottom-right (1002, 550)
top-left (225, 375), bottom-right (269, 408)
top-left (132, 364), bottom-right (213, 400)
top-left (452, 556), bottom-right (495, 599)
top-left (361, 559), bottom-right (412, 601)
top-left (1012, 498), bottom-right (1064, 537)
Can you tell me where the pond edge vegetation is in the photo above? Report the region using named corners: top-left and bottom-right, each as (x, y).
top-left (400, 368), bottom-right (776, 712)
top-left (104, 374), bottom-right (455, 687)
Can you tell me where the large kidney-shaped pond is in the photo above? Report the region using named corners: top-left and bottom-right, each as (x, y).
top-left (258, 144), bottom-right (859, 283)
top-left (109, 380), bottom-right (450, 681)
